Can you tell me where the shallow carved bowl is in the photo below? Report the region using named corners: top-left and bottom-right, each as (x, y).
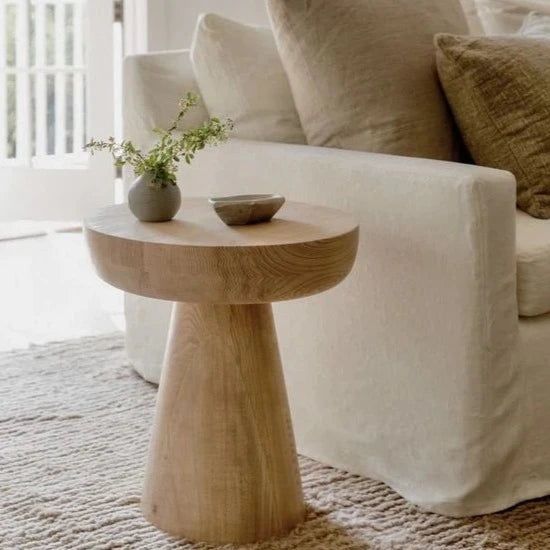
top-left (209, 194), bottom-right (286, 226)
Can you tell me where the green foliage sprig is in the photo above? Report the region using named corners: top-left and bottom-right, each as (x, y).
top-left (84, 93), bottom-right (233, 189)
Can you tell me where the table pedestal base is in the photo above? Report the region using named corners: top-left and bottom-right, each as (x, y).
top-left (142, 301), bottom-right (305, 544)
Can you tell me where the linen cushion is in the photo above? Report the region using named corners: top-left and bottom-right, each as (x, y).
top-left (435, 34), bottom-right (550, 218)
top-left (516, 210), bottom-right (550, 316)
top-left (190, 13), bottom-right (305, 144)
top-left (266, 0), bottom-right (469, 160)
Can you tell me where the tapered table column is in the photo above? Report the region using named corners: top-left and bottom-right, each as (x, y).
top-left (142, 302), bottom-right (303, 543)
top-left (85, 198), bottom-right (359, 544)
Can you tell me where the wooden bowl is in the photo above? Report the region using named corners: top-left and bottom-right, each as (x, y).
top-left (209, 194), bottom-right (285, 226)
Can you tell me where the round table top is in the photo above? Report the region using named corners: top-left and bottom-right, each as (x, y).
top-left (85, 198), bottom-right (358, 248)
top-left (85, 198), bottom-right (359, 304)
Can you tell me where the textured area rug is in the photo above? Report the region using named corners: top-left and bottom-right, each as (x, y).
top-left (1, 334), bottom-right (549, 549)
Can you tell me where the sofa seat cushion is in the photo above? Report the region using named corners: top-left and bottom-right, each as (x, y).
top-left (517, 210), bottom-right (550, 316)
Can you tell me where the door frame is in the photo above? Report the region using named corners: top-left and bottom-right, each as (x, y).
top-left (123, 0), bottom-right (168, 55)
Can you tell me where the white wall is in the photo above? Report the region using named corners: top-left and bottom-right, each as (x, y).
top-left (146, 0), bottom-right (269, 51)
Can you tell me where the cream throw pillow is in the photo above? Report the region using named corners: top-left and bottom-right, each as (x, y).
top-left (435, 34), bottom-right (550, 218)
top-left (266, 0), bottom-right (469, 160)
top-left (190, 13), bottom-right (305, 144)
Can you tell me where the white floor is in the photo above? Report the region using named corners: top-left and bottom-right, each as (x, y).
top-left (0, 226), bottom-right (124, 352)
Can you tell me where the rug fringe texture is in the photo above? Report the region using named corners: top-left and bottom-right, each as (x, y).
top-left (0, 334), bottom-right (548, 549)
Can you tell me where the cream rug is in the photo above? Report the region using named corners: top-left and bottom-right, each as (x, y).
top-left (1, 334), bottom-right (548, 549)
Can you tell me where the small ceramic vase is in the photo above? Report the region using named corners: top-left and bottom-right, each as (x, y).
top-left (128, 172), bottom-right (181, 222)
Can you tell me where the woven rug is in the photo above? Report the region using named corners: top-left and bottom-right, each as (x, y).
top-left (1, 334), bottom-right (549, 549)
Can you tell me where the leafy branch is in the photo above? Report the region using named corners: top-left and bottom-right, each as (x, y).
top-left (84, 92), bottom-right (233, 188)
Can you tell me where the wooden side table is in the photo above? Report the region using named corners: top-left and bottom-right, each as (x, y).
top-left (85, 198), bottom-right (359, 544)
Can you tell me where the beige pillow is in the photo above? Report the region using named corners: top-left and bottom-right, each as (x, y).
top-left (435, 34), bottom-right (550, 218)
top-left (190, 13), bottom-right (305, 144)
top-left (266, 0), bottom-right (469, 160)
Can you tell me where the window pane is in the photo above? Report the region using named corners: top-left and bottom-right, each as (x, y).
top-left (47, 74), bottom-right (55, 154)
top-left (29, 2), bottom-right (36, 67)
top-left (65, 74), bottom-right (73, 153)
top-left (6, 4), bottom-right (16, 67)
top-left (0, 1), bottom-right (88, 163)
top-left (30, 74), bottom-right (36, 156)
top-left (82, 74), bottom-right (86, 148)
top-left (65, 4), bottom-right (74, 65)
top-left (46, 4), bottom-right (55, 66)
top-left (7, 75), bottom-right (16, 158)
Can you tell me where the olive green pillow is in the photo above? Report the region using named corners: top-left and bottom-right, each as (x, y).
top-left (435, 34), bottom-right (550, 219)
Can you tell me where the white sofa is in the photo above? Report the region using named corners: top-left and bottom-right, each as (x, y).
top-left (123, 50), bottom-right (550, 517)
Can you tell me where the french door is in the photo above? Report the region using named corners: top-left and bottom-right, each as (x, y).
top-left (0, 0), bottom-right (114, 220)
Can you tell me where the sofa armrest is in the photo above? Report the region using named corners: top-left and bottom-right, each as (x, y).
top-left (182, 140), bottom-right (520, 512)
top-left (186, 139), bottom-right (519, 380)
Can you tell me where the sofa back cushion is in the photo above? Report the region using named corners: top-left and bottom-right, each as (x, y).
top-left (266, 0), bottom-right (469, 161)
top-left (190, 13), bottom-right (305, 144)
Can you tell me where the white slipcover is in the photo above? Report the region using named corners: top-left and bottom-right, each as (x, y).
top-left (122, 50), bottom-right (550, 517)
